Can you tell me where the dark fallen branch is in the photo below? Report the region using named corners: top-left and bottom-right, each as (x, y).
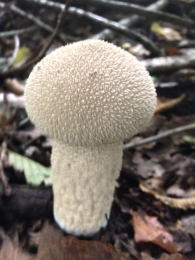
top-left (26, 0), bottom-right (161, 56)
top-left (10, 4), bottom-right (63, 39)
top-left (142, 52), bottom-right (195, 73)
top-left (73, 9), bottom-right (161, 55)
top-left (0, 5), bottom-right (67, 79)
top-left (78, 0), bottom-right (194, 28)
top-left (0, 3), bottom-right (67, 43)
top-left (92, 0), bottom-right (169, 40)
top-left (0, 183), bottom-right (52, 225)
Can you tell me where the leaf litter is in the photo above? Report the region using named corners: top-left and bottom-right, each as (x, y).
top-left (0, 0), bottom-right (195, 259)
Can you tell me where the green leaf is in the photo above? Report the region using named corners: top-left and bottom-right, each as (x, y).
top-left (151, 22), bottom-right (164, 35)
top-left (8, 150), bottom-right (52, 186)
top-left (183, 135), bottom-right (195, 144)
top-left (11, 47), bottom-right (31, 67)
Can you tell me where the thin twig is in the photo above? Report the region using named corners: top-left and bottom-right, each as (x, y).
top-left (26, 0), bottom-right (161, 55)
top-left (0, 4), bottom-right (67, 79)
top-left (156, 82), bottom-right (178, 89)
top-left (123, 122), bottom-right (195, 150)
top-left (10, 4), bottom-right (59, 35)
top-left (37, 4), bottom-right (67, 61)
top-left (78, 0), bottom-right (194, 28)
top-left (0, 3), bottom-right (67, 42)
top-left (79, 10), bottom-right (161, 55)
top-left (92, 0), bottom-right (169, 40)
top-left (0, 26), bottom-right (37, 38)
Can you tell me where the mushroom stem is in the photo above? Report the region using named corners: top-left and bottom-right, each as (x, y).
top-left (51, 141), bottom-right (123, 236)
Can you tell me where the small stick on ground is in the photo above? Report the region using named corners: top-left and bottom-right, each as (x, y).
top-left (78, 0), bottom-right (194, 28)
top-left (0, 26), bottom-right (37, 38)
top-left (92, 0), bottom-right (169, 40)
top-left (123, 122), bottom-right (195, 150)
top-left (0, 3), bottom-right (67, 42)
top-left (36, 4), bottom-right (67, 61)
top-left (26, 0), bottom-right (161, 55)
top-left (0, 4), bottom-right (68, 79)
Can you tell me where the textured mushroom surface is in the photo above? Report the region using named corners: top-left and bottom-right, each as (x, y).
top-left (25, 39), bottom-right (156, 236)
top-left (52, 142), bottom-right (123, 235)
top-left (25, 40), bottom-right (156, 146)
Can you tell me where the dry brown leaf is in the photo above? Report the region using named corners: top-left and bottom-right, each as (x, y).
top-left (38, 223), bottom-right (131, 260)
top-left (139, 252), bottom-right (156, 260)
top-left (178, 214), bottom-right (195, 238)
top-left (155, 94), bottom-right (186, 114)
top-left (0, 109), bottom-right (16, 130)
top-left (0, 111), bottom-right (10, 129)
top-left (0, 238), bottom-right (35, 260)
top-left (169, 253), bottom-right (188, 260)
top-left (131, 211), bottom-right (181, 253)
top-left (139, 252), bottom-right (187, 260)
top-left (165, 47), bottom-right (181, 56)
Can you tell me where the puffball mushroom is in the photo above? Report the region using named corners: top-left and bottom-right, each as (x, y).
top-left (24, 39), bottom-right (156, 236)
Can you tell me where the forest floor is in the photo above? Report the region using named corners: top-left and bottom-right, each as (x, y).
top-left (0, 0), bottom-right (195, 259)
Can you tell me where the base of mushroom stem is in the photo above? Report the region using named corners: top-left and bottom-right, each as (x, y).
top-left (54, 210), bottom-right (110, 237)
top-left (51, 142), bottom-right (123, 236)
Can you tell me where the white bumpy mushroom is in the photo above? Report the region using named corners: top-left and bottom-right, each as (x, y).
top-left (25, 39), bottom-right (156, 236)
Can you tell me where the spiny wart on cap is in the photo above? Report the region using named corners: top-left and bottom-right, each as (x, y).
top-left (25, 39), bottom-right (156, 147)
top-left (25, 39), bottom-right (156, 236)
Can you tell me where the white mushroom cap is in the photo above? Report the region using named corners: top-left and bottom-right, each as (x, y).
top-left (25, 39), bottom-right (156, 146)
top-left (25, 40), bottom-right (156, 236)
